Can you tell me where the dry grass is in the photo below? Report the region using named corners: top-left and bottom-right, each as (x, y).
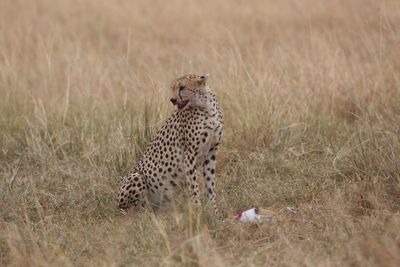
top-left (1, 0), bottom-right (400, 266)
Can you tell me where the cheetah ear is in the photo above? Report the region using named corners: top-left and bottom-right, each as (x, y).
top-left (199, 74), bottom-right (209, 85)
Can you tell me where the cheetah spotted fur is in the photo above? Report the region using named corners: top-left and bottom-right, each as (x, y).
top-left (117, 74), bottom-right (223, 214)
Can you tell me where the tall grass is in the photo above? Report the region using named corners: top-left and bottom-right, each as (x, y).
top-left (1, 0), bottom-right (400, 266)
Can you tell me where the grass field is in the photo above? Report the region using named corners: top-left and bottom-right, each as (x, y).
top-left (1, 0), bottom-right (400, 266)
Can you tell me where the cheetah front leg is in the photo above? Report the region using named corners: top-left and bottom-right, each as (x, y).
top-left (203, 147), bottom-right (219, 215)
top-left (184, 155), bottom-right (201, 206)
top-left (117, 172), bottom-right (147, 210)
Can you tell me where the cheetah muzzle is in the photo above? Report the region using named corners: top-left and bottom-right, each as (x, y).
top-left (170, 98), bottom-right (190, 110)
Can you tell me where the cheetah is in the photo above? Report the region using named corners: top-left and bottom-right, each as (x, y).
top-left (117, 74), bottom-right (223, 214)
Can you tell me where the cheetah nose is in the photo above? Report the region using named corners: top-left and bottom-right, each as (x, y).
top-left (170, 98), bottom-right (178, 105)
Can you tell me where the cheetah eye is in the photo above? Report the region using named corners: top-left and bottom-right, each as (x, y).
top-left (179, 85), bottom-right (185, 91)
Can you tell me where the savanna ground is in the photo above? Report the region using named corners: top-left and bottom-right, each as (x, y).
top-left (1, 0), bottom-right (400, 266)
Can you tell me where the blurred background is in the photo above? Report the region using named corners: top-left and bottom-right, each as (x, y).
top-left (1, 0), bottom-right (400, 266)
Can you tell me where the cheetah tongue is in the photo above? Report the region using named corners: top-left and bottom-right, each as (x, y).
top-left (177, 100), bottom-right (189, 110)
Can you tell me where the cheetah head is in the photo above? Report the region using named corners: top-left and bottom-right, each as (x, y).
top-left (170, 74), bottom-right (209, 110)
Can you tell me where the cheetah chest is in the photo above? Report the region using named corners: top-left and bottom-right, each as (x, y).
top-left (194, 115), bottom-right (222, 169)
